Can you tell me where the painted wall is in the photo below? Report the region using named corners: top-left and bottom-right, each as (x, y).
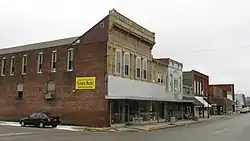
top-left (166, 59), bottom-right (183, 100)
top-left (107, 75), bottom-right (180, 101)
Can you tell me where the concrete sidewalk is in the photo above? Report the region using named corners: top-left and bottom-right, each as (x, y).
top-left (119, 114), bottom-right (239, 132)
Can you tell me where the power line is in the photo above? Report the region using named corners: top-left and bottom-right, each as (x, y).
top-left (166, 44), bottom-right (250, 53)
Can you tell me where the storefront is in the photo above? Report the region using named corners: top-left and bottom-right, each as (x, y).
top-left (110, 100), bottom-right (166, 124)
top-left (194, 96), bottom-right (212, 118)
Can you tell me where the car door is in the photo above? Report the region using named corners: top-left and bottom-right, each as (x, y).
top-left (26, 113), bottom-right (37, 125)
top-left (33, 113), bottom-right (43, 125)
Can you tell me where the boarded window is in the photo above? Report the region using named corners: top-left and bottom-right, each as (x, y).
top-left (17, 83), bottom-right (23, 100)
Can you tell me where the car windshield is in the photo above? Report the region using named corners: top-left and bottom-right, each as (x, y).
top-left (43, 112), bottom-right (54, 117)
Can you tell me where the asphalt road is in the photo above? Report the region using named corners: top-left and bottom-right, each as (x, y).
top-left (0, 114), bottom-right (249, 141)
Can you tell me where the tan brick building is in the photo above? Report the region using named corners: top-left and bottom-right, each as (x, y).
top-left (0, 9), bottom-right (189, 127)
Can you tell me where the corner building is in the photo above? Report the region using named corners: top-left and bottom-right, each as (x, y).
top-left (0, 9), bottom-right (188, 127)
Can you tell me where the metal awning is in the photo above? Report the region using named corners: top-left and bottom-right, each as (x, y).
top-left (194, 96), bottom-right (212, 107)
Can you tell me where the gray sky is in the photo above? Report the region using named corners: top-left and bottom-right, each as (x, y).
top-left (1, 0), bottom-right (250, 95)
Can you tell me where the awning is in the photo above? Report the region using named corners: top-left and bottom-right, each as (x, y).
top-left (194, 98), bottom-right (203, 106)
top-left (194, 96), bottom-right (212, 107)
top-left (213, 97), bottom-right (234, 106)
top-left (204, 98), bottom-right (217, 106)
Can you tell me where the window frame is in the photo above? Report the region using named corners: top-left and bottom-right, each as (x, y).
top-left (157, 73), bottom-right (161, 83)
top-left (179, 76), bottom-right (182, 92)
top-left (194, 80), bottom-right (197, 94)
top-left (174, 79), bottom-right (178, 92)
top-left (67, 48), bottom-right (74, 71)
top-left (115, 49), bottom-right (122, 74)
top-left (1, 57), bottom-right (6, 76)
top-left (160, 74), bottom-right (164, 83)
top-left (142, 58), bottom-right (147, 80)
top-left (123, 52), bottom-right (130, 76)
top-left (21, 54), bottom-right (27, 75)
top-left (51, 50), bottom-right (57, 72)
top-left (136, 56), bottom-right (141, 79)
top-left (169, 73), bottom-right (173, 91)
top-left (37, 52), bottom-right (43, 73)
top-left (10, 56), bottom-right (15, 75)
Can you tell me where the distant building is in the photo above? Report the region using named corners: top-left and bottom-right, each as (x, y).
top-left (235, 94), bottom-right (246, 111)
top-left (209, 84), bottom-right (235, 112)
top-left (245, 97), bottom-right (250, 106)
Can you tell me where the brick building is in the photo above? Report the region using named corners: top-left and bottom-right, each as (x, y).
top-left (183, 70), bottom-right (209, 97)
top-left (0, 8), bottom-right (195, 127)
top-left (1, 8), bottom-right (183, 127)
top-left (209, 84), bottom-right (235, 112)
top-left (183, 70), bottom-right (211, 118)
top-left (0, 9), bottom-right (121, 127)
top-left (208, 85), bottom-right (234, 115)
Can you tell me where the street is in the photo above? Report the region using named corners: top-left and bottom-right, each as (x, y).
top-left (0, 114), bottom-right (249, 141)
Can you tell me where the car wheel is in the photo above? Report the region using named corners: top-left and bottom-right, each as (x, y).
top-left (38, 122), bottom-right (44, 128)
top-left (20, 121), bottom-right (26, 127)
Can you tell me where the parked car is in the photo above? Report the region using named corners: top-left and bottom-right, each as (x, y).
top-left (19, 112), bottom-right (61, 128)
top-left (240, 107), bottom-right (249, 113)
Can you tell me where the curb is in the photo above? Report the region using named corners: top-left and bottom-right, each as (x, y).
top-left (127, 116), bottom-right (231, 132)
top-left (72, 127), bottom-right (119, 132)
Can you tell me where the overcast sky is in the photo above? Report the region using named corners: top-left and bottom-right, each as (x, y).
top-left (1, 0), bottom-right (250, 95)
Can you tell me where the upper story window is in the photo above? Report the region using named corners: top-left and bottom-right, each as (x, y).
top-left (67, 48), bottom-right (74, 71)
top-left (22, 54), bottom-right (27, 75)
top-left (197, 81), bottom-right (200, 95)
top-left (194, 80), bottom-right (197, 94)
top-left (51, 50), bottom-right (57, 72)
top-left (115, 49), bottom-right (122, 74)
top-left (1, 57), bottom-right (6, 76)
top-left (151, 71), bottom-right (156, 82)
top-left (136, 57), bottom-right (141, 78)
top-left (174, 79), bottom-right (178, 92)
top-left (142, 59), bottom-right (147, 80)
top-left (37, 52), bottom-right (43, 73)
top-left (157, 73), bottom-right (164, 84)
top-left (123, 52), bottom-right (130, 76)
top-left (179, 76), bottom-right (182, 92)
top-left (157, 73), bottom-right (161, 83)
top-left (169, 74), bottom-right (173, 91)
top-left (200, 82), bottom-right (202, 95)
top-left (10, 56), bottom-right (15, 75)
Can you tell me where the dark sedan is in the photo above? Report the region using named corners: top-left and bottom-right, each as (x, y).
top-left (19, 112), bottom-right (61, 128)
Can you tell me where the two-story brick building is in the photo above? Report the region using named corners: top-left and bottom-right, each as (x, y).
top-left (209, 84), bottom-right (235, 112)
top-left (0, 9), bottom-right (189, 127)
top-left (183, 70), bottom-right (211, 118)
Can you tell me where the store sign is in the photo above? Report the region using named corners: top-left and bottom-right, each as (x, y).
top-left (75, 77), bottom-right (96, 90)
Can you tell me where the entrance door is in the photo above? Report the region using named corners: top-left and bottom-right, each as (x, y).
top-left (124, 104), bottom-right (129, 122)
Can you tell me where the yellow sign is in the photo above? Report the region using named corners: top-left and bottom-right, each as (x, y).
top-left (75, 77), bottom-right (96, 90)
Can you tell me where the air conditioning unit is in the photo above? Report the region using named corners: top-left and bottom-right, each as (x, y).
top-left (45, 92), bottom-right (55, 100)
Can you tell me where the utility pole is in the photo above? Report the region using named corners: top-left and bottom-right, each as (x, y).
top-left (207, 93), bottom-right (211, 119)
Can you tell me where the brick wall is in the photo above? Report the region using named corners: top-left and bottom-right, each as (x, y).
top-left (0, 16), bottom-right (110, 127)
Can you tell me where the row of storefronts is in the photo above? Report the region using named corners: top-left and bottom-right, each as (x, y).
top-left (109, 96), bottom-right (235, 125)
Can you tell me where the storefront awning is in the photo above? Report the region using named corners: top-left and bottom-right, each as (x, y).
top-left (204, 98), bottom-right (217, 106)
top-left (194, 98), bottom-right (203, 106)
top-left (194, 96), bottom-right (212, 107)
top-left (213, 97), bottom-right (234, 106)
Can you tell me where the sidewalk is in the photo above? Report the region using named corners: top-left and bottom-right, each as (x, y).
top-left (0, 114), bottom-right (239, 132)
top-left (118, 114), bottom-right (239, 132)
